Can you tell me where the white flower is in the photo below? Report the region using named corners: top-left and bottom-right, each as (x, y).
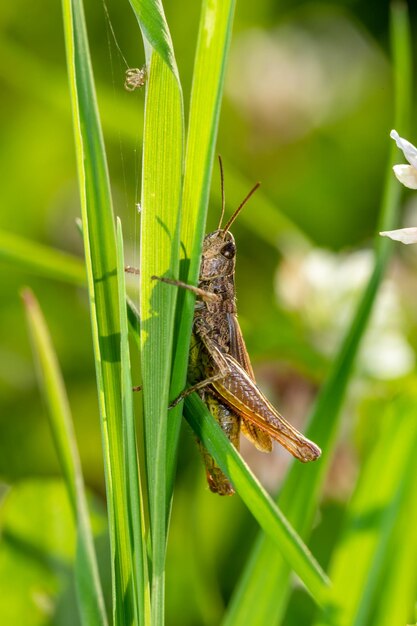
top-left (276, 248), bottom-right (414, 379)
top-left (380, 227), bottom-right (417, 244)
top-left (390, 130), bottom-right (417, 189)
top-left (379, 131), bottom-right (417, 245)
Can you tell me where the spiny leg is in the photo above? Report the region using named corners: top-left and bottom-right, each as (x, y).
top-left (125, 271), bottom-right (218, 302)
top-left (151, 275), bottom-right (219, 302)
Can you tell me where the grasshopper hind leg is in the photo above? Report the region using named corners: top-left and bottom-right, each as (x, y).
top-left (188, 332), bottom-right (240, 495)
top-left (199, 394), bottom-right (240, 496)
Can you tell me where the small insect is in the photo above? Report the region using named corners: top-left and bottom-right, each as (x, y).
top-left (125, 66), bottom-right (147, 91)
top-left (156, 157), bottom-right (321, 495)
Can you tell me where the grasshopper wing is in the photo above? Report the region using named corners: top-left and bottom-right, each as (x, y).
top-left (227, 313), bottom-right (272, 452)
top-left (188, 332), bottom-right (238, 495)
top-left (209, 347), bottom-right (320, 462)
top-left (227, 312), bottom-right (256, 379)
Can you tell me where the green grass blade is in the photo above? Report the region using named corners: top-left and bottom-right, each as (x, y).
top-left (128, 0), bottom-right (178, 77)
top-left (181, 0), bottom-right (236, 269)
top-left (313, 395), bottom-right (417, 626)
top-left (223, 4), bottom-right (411, 625)
top-left (139, 53), bottom-right (182, 626)
top-left (126, 3), bottom-right (183, 624)
top-left (21, 288), bottom-right (108, 626)
top-left (372, 421), bottom-right (417, 626)
top-left (116, 219), bottom-right (151, 626)
top-left (3, 226), bottom-right (151, 624)
top-left (61, 0), bottom-right (136, 622)
top-left (0, 230), bottom-right (85, 286)
top-left (183, 394), bottom-right (330, 606)
top-left (166, 0), bottom-right (237, 499)
top-left (313, 7), bottom-right (414, 623)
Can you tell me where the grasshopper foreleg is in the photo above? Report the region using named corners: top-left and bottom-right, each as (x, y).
top-left (126, 272), bottom-right (219, 302)
top-left (151, 275), bottom-right (220, 302)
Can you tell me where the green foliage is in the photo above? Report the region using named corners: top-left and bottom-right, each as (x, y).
top-left (314, 393), bottom-right (417, 626)
top-left (0, 481), bottom-right (82, 626)
top-left (184, 394), bottom-right (330, 604)
top-left (0, 0), bottom-right (416, 625)
top-left (223, 4), bottom-right (412, 624)
top-left (21, 289), bottom-right (107, 626)
top-left (167, 0), bottom-right (237, 499)
top-left (61, 0), bottom-right (147, 623)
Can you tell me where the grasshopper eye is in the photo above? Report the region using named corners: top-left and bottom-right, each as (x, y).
top-left (220, 241), bottom-right (236, 259)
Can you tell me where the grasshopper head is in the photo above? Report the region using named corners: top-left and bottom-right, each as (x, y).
top-left (200, 230), bottom-right (236, 280)
top-left (199, 157), bottom-right (260, 285)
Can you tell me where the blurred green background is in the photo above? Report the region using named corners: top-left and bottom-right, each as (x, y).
top-left (1, 0), bottom-right (417, 624)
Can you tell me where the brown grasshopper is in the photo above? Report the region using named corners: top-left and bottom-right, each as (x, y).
top-left (156, 158), bottom-right (321, 495)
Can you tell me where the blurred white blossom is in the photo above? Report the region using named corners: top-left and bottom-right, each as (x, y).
top-left (276, 248), bottom-right (414, 379)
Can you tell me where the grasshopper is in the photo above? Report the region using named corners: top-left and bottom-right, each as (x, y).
top-left (156, 158), bottom-right (321, 495)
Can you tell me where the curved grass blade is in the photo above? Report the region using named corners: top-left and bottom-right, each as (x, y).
top-left (223, 4), bottom-right (412, 624)
top-left (166, 0), bottom-right (237, 501)
top-left (126, 2), bottom-right (183, 624)
top-left (183, 393), bottom-right (330, 606)
top-left (21, 288), bottom-right (108, 626)
top-left (61, 0), bottom-right (137, 622)
top-left (127, 0), bottom-right (178, 77)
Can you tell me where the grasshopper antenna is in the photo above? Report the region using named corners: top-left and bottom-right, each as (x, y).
top-left (222, 181), bottom-right (261, 235)
top-left (217, 155), bottom-right (226, 230)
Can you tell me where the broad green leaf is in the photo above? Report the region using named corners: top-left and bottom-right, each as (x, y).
top-left (61, 0), bottom-right (136, 622)
top-left (21, 289), bottom-right (107, 626)
top-left (127, 2), bottom-right (183, 625)
top-left (223, 4), bottom-right (412, 625)
top-left (139, 52), bottom-right (182, 626)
